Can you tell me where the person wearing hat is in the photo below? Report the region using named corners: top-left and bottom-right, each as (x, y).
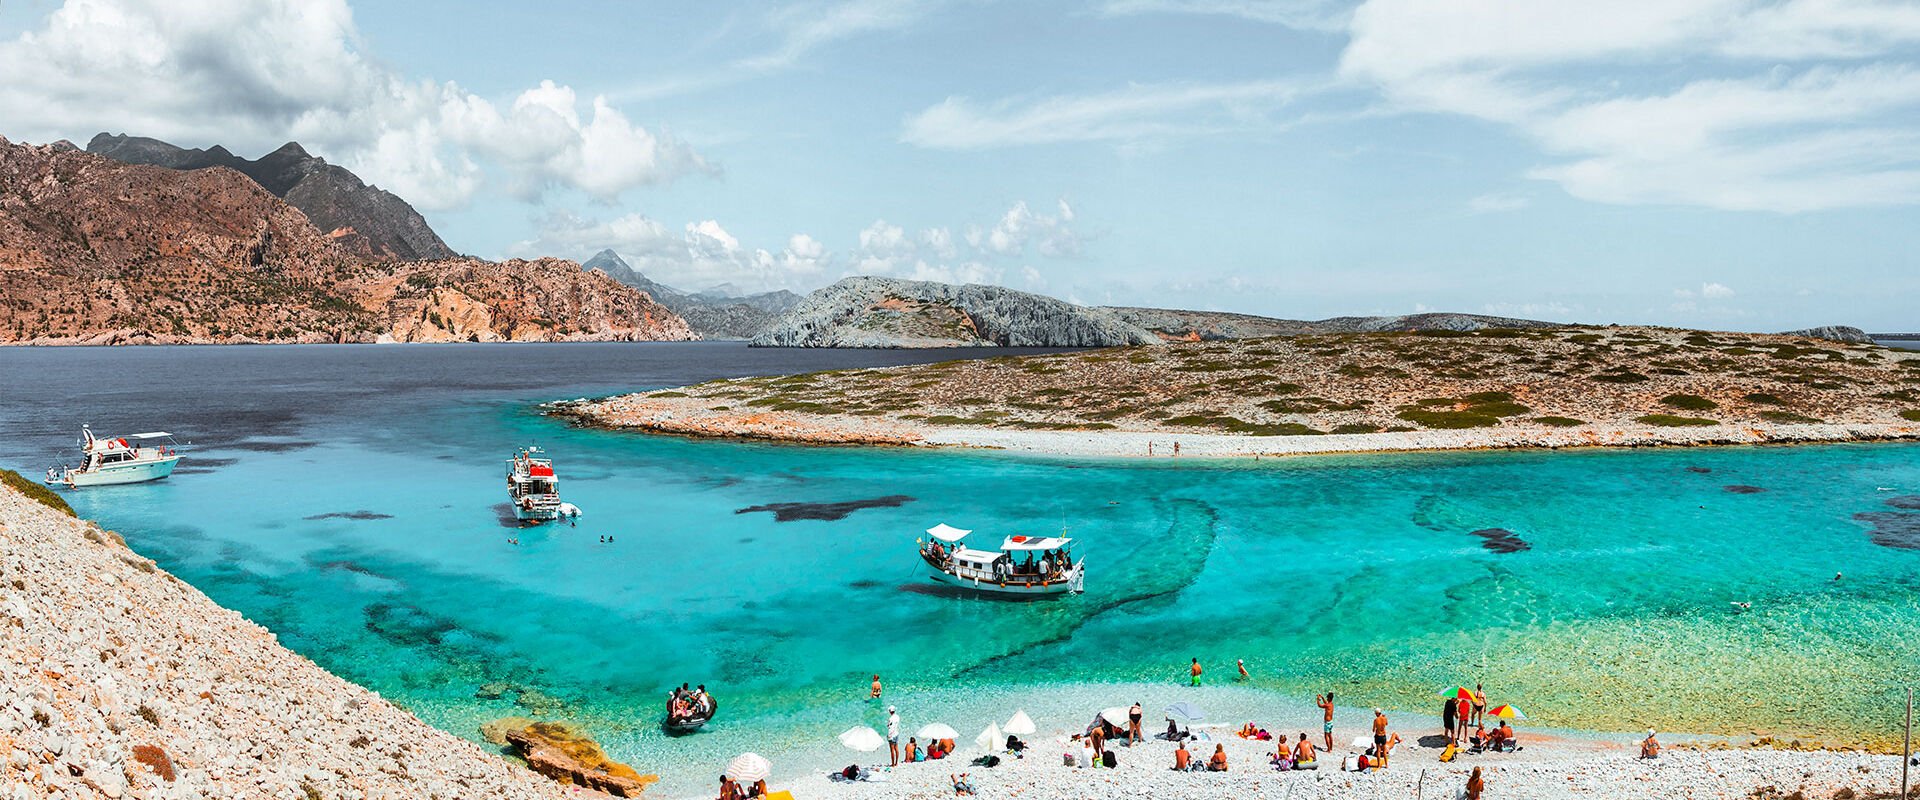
top-left (888, 706), bottom-right (902, 766)
top-left (1640, 729), bottom-right (1660, 759)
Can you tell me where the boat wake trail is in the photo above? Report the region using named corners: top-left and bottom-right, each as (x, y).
top-left (954, 497), bottom-right (1219, 678)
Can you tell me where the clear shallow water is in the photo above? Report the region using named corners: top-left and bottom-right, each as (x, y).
top-left (5, 343), bottom-right (1920, 794)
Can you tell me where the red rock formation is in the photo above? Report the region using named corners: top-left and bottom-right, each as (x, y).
top-left (0, 137), bottom-right (694, 344)
top-left (503, 722), bottom-right (658, 797)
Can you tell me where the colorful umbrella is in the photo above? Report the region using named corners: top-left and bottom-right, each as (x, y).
top-left (1487, 704), bottom-right (1526, 720)
top-left (1436, 686), bottom-right (1476, 699)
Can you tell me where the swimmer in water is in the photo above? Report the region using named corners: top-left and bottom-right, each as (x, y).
top-left (1730, 601), bottom-right (1751, 613)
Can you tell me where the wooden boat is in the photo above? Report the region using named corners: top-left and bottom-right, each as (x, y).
top-left (919, 523), bottom-right (1085, 596)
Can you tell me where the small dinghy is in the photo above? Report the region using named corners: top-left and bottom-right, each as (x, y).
top-left (664, 685), bottom-right (717, 735)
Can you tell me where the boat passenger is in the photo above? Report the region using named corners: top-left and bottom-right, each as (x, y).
top-left (1207, 744), bottom-right (1228, 772)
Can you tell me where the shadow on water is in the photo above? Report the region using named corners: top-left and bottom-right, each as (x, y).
top-left (734, 495), bottom-right (915, 522)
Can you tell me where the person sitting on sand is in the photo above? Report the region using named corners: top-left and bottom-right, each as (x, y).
top-left (1238, 722), bottom-right (1259, 738)
top-left (1470, 723), bottom-right (1490, 751)
top-left (719, 775), bottom-right (740, 800)
top-left (1293, 733), bottom-right (1318, 770)
top-left (905, 737), bottom-right (919, 762)
top-left (1006, 734), bottom-right (1026, 757)
top-left (951, 773), bottom-right (975, 796)
top-left (1270, 748), bottom-right (1293, 771)
top-left (1208, 744), bottom-right (1229, 772)
top-left (1165, 718), bottom-right (1181, 740)
top-left (1641, 729), bottom-right (1660, 759)
top-left (1172, 741), bottom-right (1190, 771)
top-left (1381, 732), bottom-right (1401, 766)
top-left (749, 779), bottom-right (768, 798)
top-left (1495, 720), bottom-right (1515, 750)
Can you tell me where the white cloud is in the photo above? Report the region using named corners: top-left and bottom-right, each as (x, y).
top-left (1701, 282), bottom-right (1736, 298)
top-left (0, 0), bottom-right (710, 209)
top-left (1096, 0), bottom-right (1353, 31)
top-left (515, 211), bottom-right (828, 293)
top-left (740, 0), bottom-right (930, 71)
top-left (1466, 192), bottom-right (1530, 213)
top-left (1341, 0), bottom-right (1920, 212)
top-left (902, 78), bottom-right (1306, 149)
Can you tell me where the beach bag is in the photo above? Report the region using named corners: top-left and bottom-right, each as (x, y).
top-left (1102, 751), bottom-right (1118, 769)
top-left (1342, 754), bottom-right (1361, 772)
top-left (842, 765), bottom-right (859, 780)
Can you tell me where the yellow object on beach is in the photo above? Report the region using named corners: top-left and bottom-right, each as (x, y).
top-left (767, 792), bottom-right (795, 800)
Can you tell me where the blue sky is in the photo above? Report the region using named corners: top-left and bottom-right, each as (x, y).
top-left (1, 0), bottom-right (1916, 329)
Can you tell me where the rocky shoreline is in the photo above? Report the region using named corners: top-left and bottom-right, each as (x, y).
top-left (0, 480), bottom-right (579, 799)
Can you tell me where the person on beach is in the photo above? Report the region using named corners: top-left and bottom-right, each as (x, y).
top-left (1293, 733), bottom-right (1318, 770)
top-left (1470, 722), bottom-right (1490, 751)
top-left (1087, 721), bottom-right (1105, 757)
top-left (1381, 732), bottom-right (1402, 765)
top-left (905, 737), bottom-right (918, 762)
top-left (1472, 683), bottom-right (1488, 727)
top-left (951, 773), bottom-right (975, 796)
top-left (1129, 702), bottom-right (1144, 743)
top-left (1207, 743), bottom-right (1228, 771)
top-left (1372, 708), bottom-right (1389, 756)
top-left (1441, 695), bottom-right (1457, 743)
top-left (887, 705), bottom-right (901, 766)
top-left (1173, 741), bottom-right (1190, 771)
top-left (1317, 693), bottom-right (1335, 752)
top-left (1190, 657), bottom-right (1203, 686)
top-left (1465, 766), bottom-right (1485, 800)
top-left (870, 674), bottom-right (883, 700)
top-left (1237, 659), bottom-right (1249, 680)
top-left (719, 775), bottom-right (740, 800)
top-left (1641, 729), bottom-right (1661, 759)
top-left (1455, 694), bottom-right (1472, 743)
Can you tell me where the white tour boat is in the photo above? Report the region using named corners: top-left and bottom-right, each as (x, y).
top-left (506, 447), bottom-right (579, 523)
top-left (44, 426), bottom-right (182, 488)
top-left (919, 523), bottom-right (1085, 596)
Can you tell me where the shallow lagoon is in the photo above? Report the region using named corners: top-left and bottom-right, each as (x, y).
top-left (4, 343), bottom-right (1918, 795)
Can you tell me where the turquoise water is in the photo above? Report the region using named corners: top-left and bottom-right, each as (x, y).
top-left (7, 344), bottom-right (1920, 794)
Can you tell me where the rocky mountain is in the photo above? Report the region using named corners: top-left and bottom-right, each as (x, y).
top-left (750, 276), bottom-right (1163, 348)
top-left (581, 249), bottom-right (802, 339)
top-left (1780, 325), bottom-right (1874, 344)
top-left (87, 133), bottom-right (456, 262)
top-left (0, 136), bottom-right (692, 344)
top-left (748, 277), bottom-right (1568, 348)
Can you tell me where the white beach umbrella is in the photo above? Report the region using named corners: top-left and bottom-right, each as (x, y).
top-left (917, 722), bottom-right (960, 740)
top-left (725, 752), bottom-right (771, 783)
top-left (1099, 706), bottom-right (1132, 726)
top-left (838, 726), bottom-right (886, 752)
top-left (1003, 709), bottom-right (1037, 736)
top-left (1350, 736), bottom-right (1373, 749)
top-left (975, 723), bottom-right (1004, 754)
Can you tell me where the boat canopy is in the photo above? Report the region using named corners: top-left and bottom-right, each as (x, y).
top-left (951, 547), bottom-right (1005, 565)
top-left (127, 432), bottom-right (174, 439)
top-left (927, 523), bottom-right (971, 542)
top-left (1000, 536), bottom-right (1071, 552)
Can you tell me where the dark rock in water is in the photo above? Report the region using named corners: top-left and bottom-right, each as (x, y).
top-left (1470, 528), bottom-right (1532, 553)
top-left (304, 510), bottom-right (393, 521)
top-left (1724, 485), bottom-right (1766, 494)
top-left (736, 494), bottom-right (915, 522)
top-left (1686, 466), bottom-right (1712, 474)
top-left (475, 681), bottom-right (518, 700)
top-left (215, 439), bottom-right (319, 453)
top-left (848, 579), bottom-right (884, 589)
top-left (1886, 495), bottom-right (1920, 510)
top-left (364, 602), bottom-right (458, 647)
top-left (1855, 512), bottom-right (1920, 549)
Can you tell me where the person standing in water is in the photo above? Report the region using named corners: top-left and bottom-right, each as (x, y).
top-left (1189, 658), bottom-right (1203, 686)
top-left (870, 674), bottom-right (883, 700)
top-left (1236, 659), bottom-right (1249, 681)
top-left (1316, 693), bottom-right (1335, 752)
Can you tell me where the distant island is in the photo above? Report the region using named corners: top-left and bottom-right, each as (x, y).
top-left (564, 325), bottom-right (1920, 457)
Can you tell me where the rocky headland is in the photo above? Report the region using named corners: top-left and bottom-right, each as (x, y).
top-left (568, 325), bottom-right (1920, 457)
top-left (749, 276), bottom-right (1166, 348)
top-left (0, 475), bottom-right (593, 799)
top-left (0, 137), bottom-right (693, 345)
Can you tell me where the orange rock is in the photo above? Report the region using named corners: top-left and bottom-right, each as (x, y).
top-left (503, 721), bottom-right (658, 798)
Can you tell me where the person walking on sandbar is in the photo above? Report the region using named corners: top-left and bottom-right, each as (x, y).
top-left (1189, 657), bottom-right (1203, 686)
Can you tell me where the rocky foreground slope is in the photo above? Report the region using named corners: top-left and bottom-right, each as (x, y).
top-left (582, 249), bottom-right (800, 340)
top-left (0, 479), bottom-right (577, 800)
top-left (88, 133), bottom-right (456, 262)
top-left (0, 137), bottom-right (692, 344)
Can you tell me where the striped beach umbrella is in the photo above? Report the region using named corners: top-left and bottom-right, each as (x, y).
top-left (1487, 704), bottom-right (1526, 720)
top-left (1436, 686), bottom-right (1476, 699)
top-left (725, 752), bottom-right (771, 783)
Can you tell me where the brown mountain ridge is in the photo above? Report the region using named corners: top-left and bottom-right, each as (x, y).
top-left (0, 136), bottom-right (694, 344)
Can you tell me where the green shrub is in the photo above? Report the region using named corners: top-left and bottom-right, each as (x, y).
top-left (1742, 393), bottom-right (1787, 405)
top-left (1396, 408), bottom-right (1500, 429)
top-left (1469, 401), bottom-right (1532, 417)
top-left (1330, 423), bottom-right (1382, 434)
top-left (649, 390), bottom-right (688, 398)
top-left (1659, 394), bottom-right (1719, 411)
top-left (1638, 414), bottom-right (1719, 427)
top-left (1591, 370), bottom-right (1649, 384)
top-left (0, 469), bottom-right (74, 517)
top-left (1533, 416), bottom-right (1586, 427)
top-left (1462, 391), bottom-right (1514, 403)
top-left (1901, 409), bottom-right (1920, 422)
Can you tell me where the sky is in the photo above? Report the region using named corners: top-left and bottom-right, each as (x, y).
top-left (0, 0), bottom-right (1917, 330)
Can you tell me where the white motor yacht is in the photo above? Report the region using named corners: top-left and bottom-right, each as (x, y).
top-left (44, 426), bottom-right (182, 488)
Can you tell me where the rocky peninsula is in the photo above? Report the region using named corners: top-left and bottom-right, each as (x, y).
top-left (568, 326), bottom-right (1920, 457)
top-left (0, 477), bottom-right (596, 799)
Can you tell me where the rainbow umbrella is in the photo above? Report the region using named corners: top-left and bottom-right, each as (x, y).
top-left (1435, 686), bottom-right (1476, 700)
top-left (1487, 704), bottom-right (1526, 720)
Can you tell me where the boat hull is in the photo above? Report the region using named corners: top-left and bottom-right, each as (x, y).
top-left (926, 565), bottom-right (1083, 596)
top-left (53, 456), bottom-right (180, 487)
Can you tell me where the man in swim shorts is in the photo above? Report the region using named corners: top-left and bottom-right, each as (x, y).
top-left (1317, 693), bottom-right (1335, 752)
top-left (1190, 658), bottom-right (1202, 686)
top-left (1372, 708), bottom-right (1388, 755)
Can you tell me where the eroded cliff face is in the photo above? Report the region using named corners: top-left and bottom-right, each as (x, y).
top-left (0, 137), bottom-right (695, 345)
